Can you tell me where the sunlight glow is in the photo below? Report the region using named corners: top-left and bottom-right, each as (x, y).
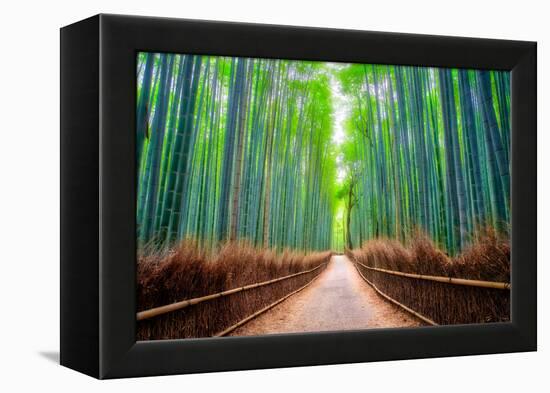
top-left (327, 63), bottom-right (349, 184)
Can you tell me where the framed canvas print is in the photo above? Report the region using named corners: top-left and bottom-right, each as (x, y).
top-left (60, 14), bottom-right (536, 379)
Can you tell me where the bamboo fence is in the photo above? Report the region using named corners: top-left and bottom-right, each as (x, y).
top-left (137, 263), bottom-right (326, 321)
top-left (354, 261), bottom-right (510, 289)
top-left (353, 262), bottom-right (438, 326)
top-left (214, 274), bottom-right (322, 336)
top-left (352, 258), bottom-right (510, 325)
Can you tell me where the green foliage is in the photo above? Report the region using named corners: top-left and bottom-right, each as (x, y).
top-left (136, 54), bottom-right (335, 253)
top-left (136, 52), bottom-right (510, 257)
top-left (337, 65), bottom-right (510, 255)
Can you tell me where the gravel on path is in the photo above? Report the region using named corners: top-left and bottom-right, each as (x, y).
top-left (230, 255), bottom-right (423, 336)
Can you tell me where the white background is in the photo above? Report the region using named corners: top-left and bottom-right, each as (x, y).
top-left (0, 0), bottom-right (546, 390)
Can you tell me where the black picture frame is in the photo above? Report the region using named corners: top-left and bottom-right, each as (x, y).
top-left (60, 14), bottom-right (537, 379)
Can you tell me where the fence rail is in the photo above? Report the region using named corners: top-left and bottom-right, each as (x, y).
top-left (137, 263), bottom-right (326, 321)
top-left (354, 261), bottom-right (510, 290)
top-left (214, 274), bottom-right (322, 337)
top-left (353, 262), bottom-right (438, 326)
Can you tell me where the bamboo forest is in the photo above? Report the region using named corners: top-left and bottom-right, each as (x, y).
top-left (136, 52), bottom-right (511, 338)
top-left (136, 52), bottom-right (510, 256)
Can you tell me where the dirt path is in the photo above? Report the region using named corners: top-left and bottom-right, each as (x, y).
top-left (230, 255), bottom-right (423, 336)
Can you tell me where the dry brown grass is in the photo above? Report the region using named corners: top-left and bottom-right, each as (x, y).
top-left (347, 228), bottom-right (510, 325)
top-left (137, 240), bottom-right (331, 340)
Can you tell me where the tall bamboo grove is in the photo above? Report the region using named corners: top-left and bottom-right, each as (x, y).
top-left (136, 53), bottom-right (336, 253)
top-left (337, 65), bottom-right (509, 255)
top-left (136, 53), bottom-right (510, 257)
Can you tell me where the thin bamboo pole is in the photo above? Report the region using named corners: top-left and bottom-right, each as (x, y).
top-left (354, 261), bottom-right (510, 290)
top-left (214, 272), bottom-right (322, 337)
top-left (137, 263), bottom-right (326, 321)
top-left (353, 262), bottom-right (438, 326)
